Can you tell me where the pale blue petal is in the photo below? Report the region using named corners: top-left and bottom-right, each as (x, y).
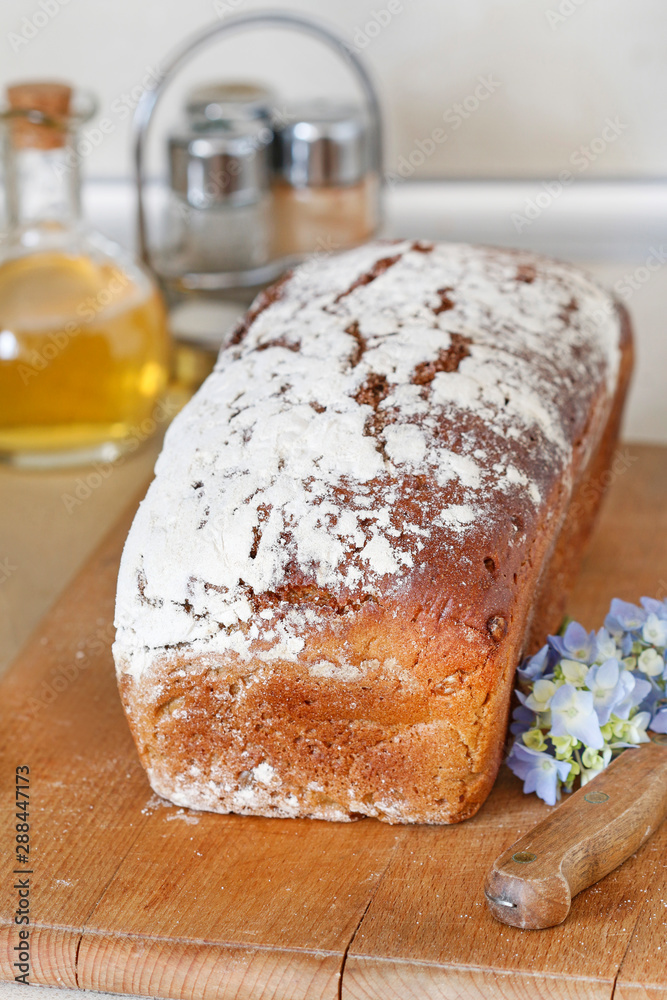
top-left (550, 683), bottom-right (576, 712)
top-left (641, 597), bottom-right (663, 615)
top-left (523, 770), bottom-right (539, 795)
top-left (549, 714), bottom-right (570, 739)
top-left (594, 701), bottom-right (614, 726)
top-left (597, 658), bottom-right (621, 689)
top-left (506, 744), bottom-right (536, 780)
top-left (535, 768), bottom-right (559, 806)
top-left (641, 596), bottom-right (667, 621)
top-left (606, 599), bottom-right (647, 633)
top-left (518, 645), bottom-right (552, 682)
top-left (651, 708), bottom-right (667, 734)
top-left (569, 711), bottom-right (604, 749)
top-left (627, 675), bottom-right (652, 712)
top-left (555, 758), bottom-right (573, 782)
top-left (621, 633), bottom-right (634, 656)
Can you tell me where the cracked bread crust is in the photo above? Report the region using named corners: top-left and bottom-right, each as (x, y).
top-left (113, 240), bottom-right (633, 824)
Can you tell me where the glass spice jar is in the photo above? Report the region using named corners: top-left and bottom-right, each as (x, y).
top-left (272, 101), bottom-right (381, 259)
top-left (156, 81), bottom-right (278, 401)
top-left (159, 81), bottom-right (276, 281)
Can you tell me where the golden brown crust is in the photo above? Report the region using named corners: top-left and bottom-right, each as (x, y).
top-left (114, 242), bottom-right (633, 824)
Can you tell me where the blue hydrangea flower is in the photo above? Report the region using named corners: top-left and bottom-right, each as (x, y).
top-left (636, 675), bottom-right (664, 718)
top-left (637, 647), bottom-right (665, 677)
top-left (548, 621), bottom-right (597, 663)
top-left (605, 599), bottom-right (647, 635)
top-left (507, 744), bottom-right (571, 806)
top-left (510, 595), bottom-right (667, 805)
top-left (652, 706), bottom-right (667, 734)
top-left (620, 632), bottom-right (636, 657)
top-left (618, 673), bottom-right (652, 718)
top-left (586, 659), bottom-right (633, 724)
top-left (640, 596), bottom-right (667, 621)
top-left (509, 704), bottom-right (537, 736)
top-left (550, 683), bottom-right (604, 748)
top-left (621, 711), bottom-right (651, 744)
top-left (524, 678), bottom-right (557, 714)
top-left (580, 745), bottom-right (613, 786)
top-left (643, 614), bottom-right (667, 648)
top-left (517, 644), bottom-right (555, 682)
top-left (594, 628), bottom-right (619, 663)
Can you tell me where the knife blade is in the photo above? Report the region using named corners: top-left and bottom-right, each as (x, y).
top-left (484, 733), bottom-right (667, 929)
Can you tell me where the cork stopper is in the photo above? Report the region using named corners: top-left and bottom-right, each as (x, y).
top-left (6, 81), bottom-right (72, 150)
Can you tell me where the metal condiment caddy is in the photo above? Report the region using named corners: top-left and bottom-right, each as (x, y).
top-left (133, 9), bottom-right (385, 306)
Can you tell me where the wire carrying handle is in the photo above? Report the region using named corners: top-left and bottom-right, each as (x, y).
top-left (132, 8), bottom-right (385, 277)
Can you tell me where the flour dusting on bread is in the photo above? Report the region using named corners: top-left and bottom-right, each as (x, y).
top-left (114, 242), bottom-right (621, 678)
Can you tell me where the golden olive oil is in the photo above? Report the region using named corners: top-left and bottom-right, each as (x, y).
top-left (0, 251), bottom-right (170, 463)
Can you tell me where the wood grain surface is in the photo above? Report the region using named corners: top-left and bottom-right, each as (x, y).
top-left (0, 434), bottom-right (162, 677)
top-left (0, 444), bottom-right (666, 1000)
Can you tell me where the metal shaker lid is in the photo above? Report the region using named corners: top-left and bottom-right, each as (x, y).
top-left (168, 119), bottom-right (272, 208)
top-left (186, 81), bottom-right (274, 128)
top-left (275, 102), bottom-right (374, 188)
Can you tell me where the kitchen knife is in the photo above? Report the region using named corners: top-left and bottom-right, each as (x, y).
top-left (484, 733), bottom-right (667, 929)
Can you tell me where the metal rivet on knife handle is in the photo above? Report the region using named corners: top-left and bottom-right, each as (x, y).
top-left (511, 851), bottom-right (536, 863)
top-left (652, 734), bottom-right (667, 745)
top-left (484, 890), bottom-right (516, 908)
top-left (584, 791), bottom-right (610, 804)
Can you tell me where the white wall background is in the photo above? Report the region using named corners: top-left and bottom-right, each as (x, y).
top-left (0, 0), bottom-right (665, 181)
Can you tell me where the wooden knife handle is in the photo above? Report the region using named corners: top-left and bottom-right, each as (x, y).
top-left (485, 736), bottom-right (667, 929)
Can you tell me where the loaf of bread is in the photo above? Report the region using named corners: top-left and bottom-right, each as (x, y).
top-left (113, 240), bottom-right (632, 824)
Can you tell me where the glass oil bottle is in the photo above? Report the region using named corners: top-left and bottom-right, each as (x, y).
top-left (0, 81), bottom-right (171, 468)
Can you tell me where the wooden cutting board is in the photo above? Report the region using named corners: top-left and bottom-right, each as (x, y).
top-left (1, 443), bottom-right (666, 1000)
